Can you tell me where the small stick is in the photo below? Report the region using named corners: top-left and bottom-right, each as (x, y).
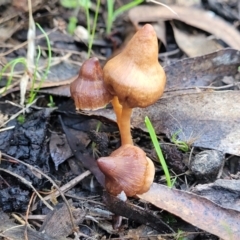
top-left (1, 153), bottom-right (78, 233)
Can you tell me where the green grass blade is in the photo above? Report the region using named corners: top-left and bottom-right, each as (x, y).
top-left (145, 116), bottom-right (171, 187)
top-left (113, 0), bottom-right (144, 19)
top-left (85, 0), bottom-right (91, 37)
top-left (87, 0), bottom-right (101, 57)
top-left (106, 0), bottom-right (114, 34)
top-left (36, 23), bottom-right (52, 83)
top-left (171, 130), bottom-right (189, 152)
top-left (0, 58), bottom-right (27, 95)
top-left (28, 45), bottom-right (41, 102)
top-left (28, 23), bottom-right (52, 103)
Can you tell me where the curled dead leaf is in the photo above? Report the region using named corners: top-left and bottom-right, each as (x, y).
top-left (129, 5), bottom-right (240, 50)
top-left (137, 183), bottom-right (240, 240)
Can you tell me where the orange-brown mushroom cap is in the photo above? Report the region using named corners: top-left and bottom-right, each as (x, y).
top-left (97, 144), bottom-right (155, 197)
top-left (103, 24), bottom-right (166, 109)
top-left (70, 57), bottom-right (113, 110)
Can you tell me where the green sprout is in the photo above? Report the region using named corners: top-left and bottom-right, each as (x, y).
top-left (171, 130), bottom-right (190, 152)
top-left (87, 0), bottom-right (100, 58)
top-left (60, 0), bottom-right (91, 9)
top-left (145, 116), bottom-right (171, 187)
top-left (28, 23), bottom-right (52, 103)
top-left (17, 114), bottom-right (26, 124)
top-left (106, 0), bottom-right (144, 34)
top-left (47, 95), bottom-right (56, 107)
top-left (67, 16), bottom-right (78, 35)
top-left (60, 0), bottom-right (144, 53)
top-left (175, 229), bottom-right (188, 240)
top-left (61, 0), bottom-right (91, 35)
top-left (60, 0), bottom-right (101, 58)
top-left (0, 58), bottom-right (27, 95)
top-left (0, 24), bottom-right (51, 104)
top-left (91, 120), bottom-right (102, 158)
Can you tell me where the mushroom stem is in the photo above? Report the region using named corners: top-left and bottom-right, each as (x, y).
top-left (111, 96), bottom-right (122, 128)
top-left (120, 105), bottom-right (133, 145)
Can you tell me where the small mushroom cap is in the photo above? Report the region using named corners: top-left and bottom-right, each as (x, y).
top-left (70, 57), bottom-right (113, 110)
top-left (97, 144), bottom-right (155, 197)
top-left (103, 24), bottom-right (166, 108)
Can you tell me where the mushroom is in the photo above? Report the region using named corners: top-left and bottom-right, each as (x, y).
top-left (103, 24), bottom-right (166, 145)
top-left (97, 144), bottom-right (155, 197)
top-left (70, 57), bottom-right (113, 111)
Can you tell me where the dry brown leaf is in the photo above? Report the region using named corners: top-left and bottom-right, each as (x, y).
top-left (134, 91), bottom-right (240, 156)
top-left (37, 48), bottom-right (240, 98)
top-left (0, 212), bottom-right (58, 240)
top-left (192, 179), bottom-right (240, 212)
top-left (152, 21), bottom-right (166, 47)
top-left (39, 202), bottom-right (86, 239)
top-left (82, 49), bottom-right (240, 156)
top-left (171, 23), bottom-right (223, 57)
top-left (128, 5), bottom-right (240, 50)
top-left (0, 0), bottom-right (44, 25)
top-left (38, 84), bottom-right (72, 97)
top-left (0, 21), bottom-right (22, 42)
top-left (137, 183), bottom-right (240, 240)
top-left (176, 0), bottom-right (201, 6)
top-left (83, 91), bottom-right (240, 156)
top-left (49, 132), bottom-right (72, 170)
top-left (164, 48), bottom-right (240, 92)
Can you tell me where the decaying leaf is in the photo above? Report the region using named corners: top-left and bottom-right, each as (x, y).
top-left (59, 116), bottom-right (105, 187)
top-left (192, 179), bottom-right (240, 212)
top-left (134, 91), bottom-right (240, 155)
top-left (0, 211), bottom-right (57, 240)
top-left (153, 21), bottom-right (166, 47)
top-left (89, 91), bottom-right (240, 156)
top-left (164, 48), bottom-right (240, 92)
top-left (0, 21), bottom-right (22, 42)
top-left (82, 49), bottom-right (240, 156)
top-left (171, 23), bottom-right (223, 57)
top-left (137, 183), bottom-right (240, 240)
top-left (49, 132), bottom-right (72, 170)
top-left (128, 5), bottom-right (240, 50)
top-left (37, 48), bottom-right (240, 98)
top-left (39, 202), bottom-right (86, 239)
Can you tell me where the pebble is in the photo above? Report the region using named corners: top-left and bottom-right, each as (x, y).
top-left (190, 150), bottom-right (224, 182)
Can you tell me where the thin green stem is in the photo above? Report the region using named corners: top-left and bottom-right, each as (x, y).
top-left (145, 116), bottom-right (171, 187)
top-left (106, 0), bottom-right (144, 34)
top-left (87, 0), bottom-right (101, 57)
top-left (36, 23), bottom-right (52, 82)
top-left (106, 0), bottom-right (114, 34)
top-left (0, 58), bottom-right (27, 95)
top-left (29, 45), bottom-right (41, 100)
top-left (28, 23), bottom-right (52, 103)
top-left (171, 130), bottom-right (189, 152)
top-left (96, 121), bottom-right (102, 132)
top-left (85, 1), bottom-right (90, 36)
top-left (113, 0), bottom-right (144, 19)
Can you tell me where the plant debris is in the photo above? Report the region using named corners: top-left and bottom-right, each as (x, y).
top-left (1, 1), bottom-right (240, 239)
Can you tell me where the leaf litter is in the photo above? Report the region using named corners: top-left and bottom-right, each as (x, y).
top-left (137, 183), bottom-right (240, 240)
top-left (79, 48), bottom-right (240, 239)
top-left (171, 22), bottom-right (223, 57)
top-left (128, 4), bottom-right (240, 50)
top-left (1, 1), bottom-right (240, 239)
top-left (18, 46), bottom-right (240, 239)
top-left (84, 49), bottom-right (240, 155)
